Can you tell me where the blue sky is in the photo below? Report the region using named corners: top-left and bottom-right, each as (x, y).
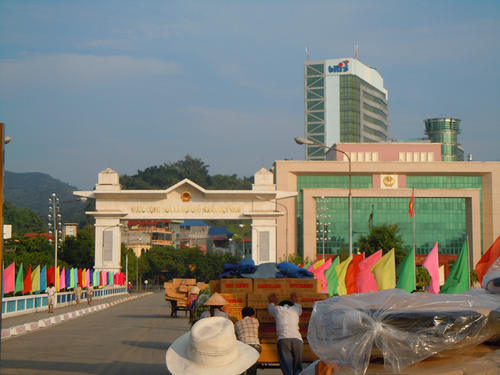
top-left (1, 0), bottom-right (499, 189)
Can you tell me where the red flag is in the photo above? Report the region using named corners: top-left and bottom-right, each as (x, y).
top-left (23, 265), bottom-right (32, 294)
top-left (346, 253), bottom-right (365, 294)
top-left (409, 192), bottom-right (414, 218)
top-left (475, 235), bottom-right (500, 284)
top-left (78, 268), bottom-right (82, 286)
top-left (47, 266), bottom-right (55, 285)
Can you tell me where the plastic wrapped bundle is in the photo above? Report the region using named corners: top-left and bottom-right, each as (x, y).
top-left (307, 289), bottom-right (500, 375)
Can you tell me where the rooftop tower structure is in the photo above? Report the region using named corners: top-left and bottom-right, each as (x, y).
top-left (304, 57), bottom-right (389, 160)
top-left (424, 117), bottom-right (464, 161)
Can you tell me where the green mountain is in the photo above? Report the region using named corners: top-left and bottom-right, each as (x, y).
top-left (4, 171), bottom-right (88, 229)
top-left (3, 156), bottom-right (252, 235)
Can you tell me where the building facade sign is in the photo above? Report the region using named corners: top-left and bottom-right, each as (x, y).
top-left (328, 59), bottom-right (349, 73)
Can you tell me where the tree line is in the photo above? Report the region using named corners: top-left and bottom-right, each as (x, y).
top-left (120, 155), bottom-right (252, 190)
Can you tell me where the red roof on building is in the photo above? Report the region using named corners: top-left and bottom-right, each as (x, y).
top-left (24, 232), bottom-right (53, 240)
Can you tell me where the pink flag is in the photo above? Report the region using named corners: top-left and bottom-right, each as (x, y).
top-left (4, 262), bottom-right (15, 294)
top-left (423, 242), bottom-right (440, 294)
top-left (59, 267), bottom-right (66, 290)
top-left (85, 269), bottom-right (90, 287)
top-left (313, 258), bottom-right (333, 293)
top-left (307, 259), bottom-right (325, 273)
top-left (356, 250), bottom-right (382, 293)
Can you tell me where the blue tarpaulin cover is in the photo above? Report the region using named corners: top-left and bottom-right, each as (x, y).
top-left (219, 260), bottom-right (313, 279)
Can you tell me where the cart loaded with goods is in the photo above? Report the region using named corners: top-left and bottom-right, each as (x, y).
top-left (208, 276), bottom-right (328, 364)
top-left (164, 278), bottom-right (208, 317)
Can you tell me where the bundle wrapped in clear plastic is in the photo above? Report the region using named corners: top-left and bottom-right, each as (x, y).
top-left (307, 289), bottom-right (500, 375)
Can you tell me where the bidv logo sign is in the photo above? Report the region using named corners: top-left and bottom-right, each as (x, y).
top-left (328, 60), bottom-right (349, 73)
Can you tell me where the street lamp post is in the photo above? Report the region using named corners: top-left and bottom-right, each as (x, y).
top-left (294, 137), bottom-right (352, 257)
top-left (48, 195), bottom-right (87, 278)
top-left (48, 193), bottom-right (62, 274)
top-left (316, 197), bottom-right (333, 259)
top-left (238, 223), bottom-right (246, 257)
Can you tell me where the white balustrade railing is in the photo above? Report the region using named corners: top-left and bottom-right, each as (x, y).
top-left (1, 286), bottom-right (127, 318)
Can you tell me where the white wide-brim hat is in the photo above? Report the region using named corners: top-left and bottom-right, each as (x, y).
top-left (166, 316), bottom-right (259, 375)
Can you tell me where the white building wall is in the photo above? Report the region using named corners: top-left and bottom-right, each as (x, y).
top-left (325, 75), bottom-right (340, 146)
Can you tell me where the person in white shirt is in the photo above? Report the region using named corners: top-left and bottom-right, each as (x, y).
top-left (46, 283), bottom-right (56, 313)
top-left (268, 292), bottom-right (303, 375)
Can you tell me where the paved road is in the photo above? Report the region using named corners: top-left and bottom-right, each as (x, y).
top-left (1, 291), bottom-right (282, 375)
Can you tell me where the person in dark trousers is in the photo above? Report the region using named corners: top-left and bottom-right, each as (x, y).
top-left (235, 307), bottom-right (261, 375)
top-left (268, 292), bottom-right (303, 375)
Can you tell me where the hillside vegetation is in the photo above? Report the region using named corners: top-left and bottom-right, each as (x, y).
top-left (4, 155), bottom-right (254, 234)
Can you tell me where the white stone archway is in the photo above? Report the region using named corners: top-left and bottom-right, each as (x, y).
top-left (74, 168), bottom-right (296, 273)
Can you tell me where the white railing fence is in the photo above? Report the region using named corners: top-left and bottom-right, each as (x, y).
top-left (2, 286), bottom-right (127, 318)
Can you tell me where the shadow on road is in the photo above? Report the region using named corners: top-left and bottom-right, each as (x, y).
top-left (122, 340), bottom-right (172, 350)
top-left (0, 359), bottom-right (167, 375)
top-left (117, 314), bottom-right (171, 319)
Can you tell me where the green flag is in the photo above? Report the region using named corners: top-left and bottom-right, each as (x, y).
top-left (14, 263), bottom-right (24, 294)
top-left (396, 248), bottom-right (415, 292)
top-left (325, 256), bottom-right (340, 296)
top-left (440, 241), bottom-right (470, 294)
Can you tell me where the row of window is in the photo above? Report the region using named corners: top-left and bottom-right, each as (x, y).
top-left (340, 112), bottom-right (360, 122)
top-left (340, 99), bottom-right (361, 111)
top-left (398, 152), bottom-right (435, 162)
top-left (307, 100), bottom-right (324, 110)
top-left (307, 88), bottom-right (324, 100)
top-left (340, 88), bottom-right (362, 99)
top-left (308, 112), bottom-right (325, 121)
top-left (362, 90), bottom-right (388, 109)
top-left (311, 196), bottom-right (467, 255)
top-left (307, 77), bottom-right (324, 88)
top-left (363, 102), bottom-right (388, 120)
top-left (346, 152), bottom-right (379, 162)
top-left (306, 64), bottom-right (324, 75)
top-left (307, 123), bottom-right (324, 133)
top-left (363, 114), bottom-right (389, 131)
top-left (363, 126), bottom-right (387, 140)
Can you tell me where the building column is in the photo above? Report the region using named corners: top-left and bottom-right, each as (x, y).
top-left (94, 217), bottom-right (122, 273)
top-left (251, 218), bottom-right (277, 265)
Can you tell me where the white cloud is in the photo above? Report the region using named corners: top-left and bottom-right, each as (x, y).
top-left (0, 53), bottom-right (180, 93)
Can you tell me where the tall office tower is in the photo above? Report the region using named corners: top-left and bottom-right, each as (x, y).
top-left (424, 117), bottom-right (464, 161)
top-left (304, 58), bottom-right (389, 160)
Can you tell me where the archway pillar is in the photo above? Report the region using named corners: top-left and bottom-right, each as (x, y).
top-left (251, 217), bottom-right (278, 264)
top-left (94, 214), bottom-right (126, 273)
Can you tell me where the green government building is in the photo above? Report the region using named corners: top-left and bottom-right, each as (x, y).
top-left (273, 155), bottom-right (500, 266)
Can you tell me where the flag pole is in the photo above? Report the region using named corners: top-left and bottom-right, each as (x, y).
top-left (412, 188), bottom-right (416, 288)
top-left (467, 235), bottom-right (470, 289)
top-left (412, 188), bottom-right (415, 254)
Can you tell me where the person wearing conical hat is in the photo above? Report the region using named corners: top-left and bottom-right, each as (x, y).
top-left (187, 286), bottom-right (201, 324)
top-left (200, 292), bottom-right (230, 319)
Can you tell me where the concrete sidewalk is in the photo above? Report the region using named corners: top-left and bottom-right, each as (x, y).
top-left (1, 291), bottom-right (152, 341)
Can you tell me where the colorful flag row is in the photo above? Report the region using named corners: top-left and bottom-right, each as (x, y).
top-left (305, 237), bottom-right (485, 296)
top-left (2, 264), bottom-right (126, 296)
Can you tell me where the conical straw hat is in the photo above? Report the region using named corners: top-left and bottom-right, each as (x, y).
top-left (188, 286), bottom-right (200, 294)
top-left (204, 292), bottom-right (229, 306)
